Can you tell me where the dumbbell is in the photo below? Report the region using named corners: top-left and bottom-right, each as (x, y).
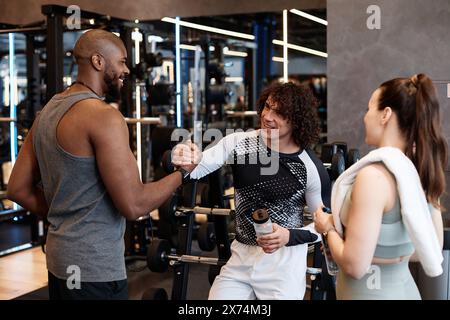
top-left (331, 142), bottom-right (347, 159)
top-left (147, 238), bottom-right (227, 273)
top-left (175, 206), bottom-right (233, 217)
top-left (330, 150), bottom-right (345, 181)
top-left (330, 142), bottom-right (361, 169)
top-left (322, 142), bottom-right (360, 172)
top-left (320, 143), bottom-right (334, 164)
top-left (321, 142), bottom-right (346, 181)
top-left (346, 148), bottom-right (360, 168)
top-left (321, 142), bottom-right (347, 165)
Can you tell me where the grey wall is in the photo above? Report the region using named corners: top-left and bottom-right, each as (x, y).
top-left (328, 0), bottom-right (450, 153)
top-left (328, 0), bottom-right (450, 223)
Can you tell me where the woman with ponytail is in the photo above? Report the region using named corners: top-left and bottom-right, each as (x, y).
top-left (314, 74), bottom-right (448, 299)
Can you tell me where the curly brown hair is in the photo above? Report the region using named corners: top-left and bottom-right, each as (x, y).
top-left (256, 82), bottom-right (320, 148)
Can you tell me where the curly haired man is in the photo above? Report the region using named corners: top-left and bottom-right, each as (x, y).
top-left (176, 82), bottom-right (330, 299)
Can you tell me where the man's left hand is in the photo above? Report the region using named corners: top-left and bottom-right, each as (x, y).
top-left (256, 223), bottom-right (290, 254)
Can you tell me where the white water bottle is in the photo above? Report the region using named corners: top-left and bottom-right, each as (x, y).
top-left (252, 209), bottom-right (273, 236)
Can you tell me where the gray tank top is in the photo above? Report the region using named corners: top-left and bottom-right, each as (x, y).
top-left (33, 91), bottom-right (126, 282)
top-left (340, 185), bottom-right (415, 259)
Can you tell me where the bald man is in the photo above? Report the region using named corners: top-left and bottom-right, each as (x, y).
top-left (7, 29), bottom-right (201, 300)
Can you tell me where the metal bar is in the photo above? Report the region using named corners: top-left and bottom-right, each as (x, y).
top-left (26, 34), bottom-right (41, 125)
top-left (175, 206), bottom-right (233, 216)
top-left (208, 169), bottom-right (232, 261)
top-left (283, 9), bottom-right (288, 83)
top-left (225, 111), bottom-right (258, 117)
top-left (0, 208), bottom-right (27, 216)
top-left (136, 86), bottom-right (142, 178)
top-left (194, 206), bottom-right (233, 216)
top-left (0, 208), bottom-right (28, 222)
top-left (124, 117), bottom-right (161, 125)
top-left (132, 29), bottom-right (143, 179)
top-left (193, 45), bottom-right (202, 143)
top-left (249, 45), bottom-right (256, 111)
top-left (45, 12), bottom-right (63, 101)
top-left (175, 17), bottom-right (182, 128)
top-left (8, 33), bottom-right (18, 169)
top-left (170, 254), bottom-right (226, 266)
top-left (0, 243), bottom-right (33, 258)
top-left (171, 212), bottom-right (194, 300)
top-left (0, 117), bottom-right (16, 122)
top-left (0, 25), bottom-right (109, 35)
top-left (120, 28), bottom-right (133, 117)
top-left (0, 27), bottom-right (45, 34)
top-left (203, 38), bottom-right (210, 129)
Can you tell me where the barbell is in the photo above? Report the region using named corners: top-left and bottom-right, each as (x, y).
top-left (147, 238), bottom-right (227, 273)
top-left (124, 117), bottom-right (161, 125)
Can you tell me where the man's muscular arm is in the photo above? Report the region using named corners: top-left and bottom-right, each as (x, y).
top-left (91, 102), bottom-right (200, 220)
top-left (7, 119), bottom-right (49, 217)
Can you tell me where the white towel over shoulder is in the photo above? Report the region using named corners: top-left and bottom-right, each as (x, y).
top-left (331, 147), bottom-right (443, 277)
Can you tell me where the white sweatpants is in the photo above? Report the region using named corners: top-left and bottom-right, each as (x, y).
top-left (208, 240), bottom-right (308, 300)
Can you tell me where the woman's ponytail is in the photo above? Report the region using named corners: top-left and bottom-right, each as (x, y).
top-left (378, 74), bottom-right (448, 209)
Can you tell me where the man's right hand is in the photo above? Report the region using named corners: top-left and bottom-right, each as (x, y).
top-left (171, 141), bottom-right (202, 173)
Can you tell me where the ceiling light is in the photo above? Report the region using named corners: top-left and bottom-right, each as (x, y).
top-left (283, 9), bottom-right (288, 83)
top-left (273, 39), bottom-right (327, 58)
top-left (162, 17), bottom-right (255, 40)
top-left (225, 77), bottom-right (243, 82)
top-left (290, 9), bottom-right (328, 26)
top-left (179, 44), bottom-right (197, 51)
top-left (272, 56), bottom-right (287, 63)
top-left (223, 47), bottom-right (247, 57)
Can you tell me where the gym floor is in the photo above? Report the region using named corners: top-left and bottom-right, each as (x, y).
top-left (0, 247), bottom-right (47, 299)
top-left (1, 241), bottom-right (215, 300)
top-left (1, 241), bottom-right (316, 300)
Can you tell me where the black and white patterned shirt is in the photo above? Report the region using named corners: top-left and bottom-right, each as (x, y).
top-left (190, 130), bottom-right (326, 246)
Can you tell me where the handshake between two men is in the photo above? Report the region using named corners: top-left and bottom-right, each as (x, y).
top-left (168, 139), bottom-right (318, 255)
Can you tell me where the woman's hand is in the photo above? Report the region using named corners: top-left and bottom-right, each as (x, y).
top-left (314, 207), bottom-right (335, 234)
top-left (256, 223), bottom-right (289, 254)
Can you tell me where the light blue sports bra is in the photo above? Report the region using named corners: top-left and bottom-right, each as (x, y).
top-left (340, 185), bottom-right (415, 259)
